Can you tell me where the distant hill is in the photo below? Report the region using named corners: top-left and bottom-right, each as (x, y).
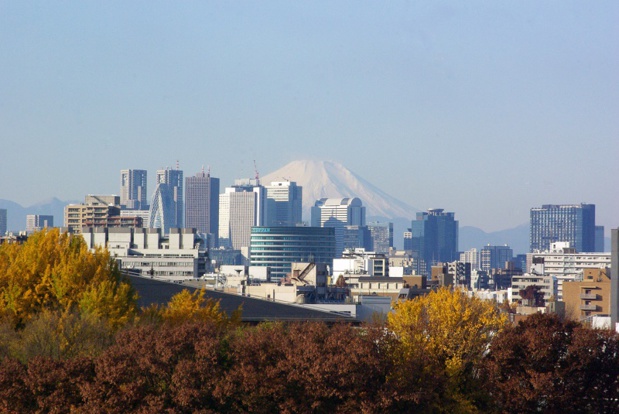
top-left (0, 198), bottom-right (74, 233)
top-left (459, 223), bottom-right (530, 255)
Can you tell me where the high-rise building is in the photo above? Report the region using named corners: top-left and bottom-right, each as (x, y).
top-left (264, 181), bottom-right (303, 226)
top-left (26, 215), bottom-right (54, 233)
top-left (250, 226), bottom-right (336, 281)
top-left (410, 208), bottom-right (458, 277)
top-left (218, 179), bottom-right (266, 250)
top-left (367, 222), bottom-right (393, 254)
top-left (311, 197), bottom-right (366, 257)
top-left (459, 248), bottom-right (480, 271)
top-left (185, 169), bottom-right (220, 241)
top-left (480, 245), bottom-right (513, 273)
top-left (595, 225), bottom-right (605, 252)
top-left (120, 169), bottom-right (148, 210)
top-left (64, 195), bottom-right (122, 234)
top-left (0, 209), bottom-right (6, 235)
top-left (149, 166), bottom-right (183, 233)
top-left (530, 204), bottom-right (596, 253)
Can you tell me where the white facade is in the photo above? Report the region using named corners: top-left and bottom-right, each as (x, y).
top-left (311, 197), bottom-right (366, 257)
top-left (82, 227), bottom-right (208, 281)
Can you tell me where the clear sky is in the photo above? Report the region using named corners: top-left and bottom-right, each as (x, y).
top-left (1, 1), bottom-right (617, 234)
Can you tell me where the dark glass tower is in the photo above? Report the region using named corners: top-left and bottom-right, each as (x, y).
top-left (411, 209), bottom-right (458, 277)
top-left (529, 204), bottom-right (596, 253)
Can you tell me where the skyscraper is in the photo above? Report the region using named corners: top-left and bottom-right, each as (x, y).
top-left (218, 178), bottom-right (266, 250)
top-left (185, 169), bottom-right (220, 241)
top-left (410, 208), bottom-right (458, 277)
top-left (367, 221), bottom-right (393, 254)
top-left (264, 181), bottom-right (303, 226)
top-left (480, 245), bottom-right (513, 272)
top-left (311, 197), bottom-right (366, 257)
top-left (26, 214), bottom-right (54, 233)
top-left (120, 169), bottom-right (148, 210)
top-left (149, 166), bottom-right (183, 234)
top-left (529, 204), bottom-right (596, 253)
top-left (0, 209), bottom-right (6, 235)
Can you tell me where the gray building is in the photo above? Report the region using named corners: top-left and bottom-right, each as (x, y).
top-left (26, 214), bottom-right (54, 233)
top-left (480, 245), bottom-right (513, 272)
top-left (367, 221), bottom-right (393, 254)
top-left (120, 169), bottom-right (148, 210)
top-left (311, 197), bottom-right (366, 257)
top-left (185, 169), bottom-right (220, 242)
top-left (530, 204), bottom-right (596, 253)
top-left (250, 226), bottom-right (336, 281)
top-left (265, 181), bottom-right (303, 226)
top-left (0, 209), bottom-right (6, 235)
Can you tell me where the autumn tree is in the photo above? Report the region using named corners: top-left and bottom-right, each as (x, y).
top-left (0, 229), bottom-right (138, 330)
top-left (481, 313), bottom-right (619, 413)
top-left (387, 287), bottom-right (507, 412)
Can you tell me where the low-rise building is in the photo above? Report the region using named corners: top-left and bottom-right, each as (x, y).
top-left (563, 267), bottom-right (611, 322)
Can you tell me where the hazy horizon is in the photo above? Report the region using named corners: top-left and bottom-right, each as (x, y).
top-left (2, 2), bottom-right (617, 234)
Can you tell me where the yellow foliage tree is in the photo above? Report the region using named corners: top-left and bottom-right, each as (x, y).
top-left (0, 228), bottom-right (138, 330)
top-left (388, 287), bottom-right (507, 412)
top-left (157, 288), bottom-right (241, 327)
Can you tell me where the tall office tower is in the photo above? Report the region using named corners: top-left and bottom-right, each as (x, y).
top-left (149, 166), bottom-right (184, 234)
top-left (403, 228), bottom-right (413, 251)
top-left (218, 179), bottom-right (266, 249)
top-left (120, 169), bottom-right (148, 210)
top-left (0, 209), bottom-right (6, 235)
top-left (185, 169), bottom-right (220, 241)
top-left (480, 245), bottom-right (513, 272)
top-left (529, 204), bottom-right (596, 253)
top-left (460, 248), bottom-right (480, 271)
top-left (265, 181), bottom-right (303, 226)
top-left (367, 222), bottom-right (393, 254)
top-left (250, 226), bottom-right (336, 281)
top-left (410, 208), bottom-right (458, 277)
top-left (26, 214), bottom-right (54, 233)
top-left (311, 197), bottom-right (366, 257)
top-left (595, 225), bottom-right (605, 252)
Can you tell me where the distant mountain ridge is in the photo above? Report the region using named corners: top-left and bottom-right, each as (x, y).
top-left (261, 160), bottom-right (418, 220)
top-left (0, 198), bottom-right (73, 233)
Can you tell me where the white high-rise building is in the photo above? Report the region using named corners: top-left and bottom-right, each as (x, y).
top-left (311, 197), bottom-right (366, 257)
top-left (460, 248), bottom-right (480, 271)
top-left (265, 181), bottom-right (303, 226)
top-left (120, 169), bottom-right (148, 210)
top-left (218, 179), bottom-right (266, 250)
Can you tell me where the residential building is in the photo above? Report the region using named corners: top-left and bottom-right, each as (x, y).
top-left (264, 181), bottom-right (302, 226)
top-left (26, 215), bottom-right (54, 233)
top-left (333, 248), bottom-right (389, 279)
top-left (249, 226), bottom-right (336, 281)
top-left (64, 195), bottom-right (121, 234)
top-left (185, 169), bottom-right (220, 241)
top-left (311, 197), bottom-right (366, 257)
top-left (149, 166), bottom-right (183, 233)
top-left (120, 169), bottom-right (148, 210)
top-left (529, 203), bottom-right (596, 253)
top-left (563, 268), bottom-right (611, 322)
top-left (410, 208), bottom-right (458, 277)
top-left (367, 221), bottom-right (393, 254)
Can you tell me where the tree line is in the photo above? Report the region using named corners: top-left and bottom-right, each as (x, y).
top-left (1, 230), bottom-right (618, 413)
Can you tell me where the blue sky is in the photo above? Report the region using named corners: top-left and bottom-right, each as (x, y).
top-left (1, 1), bottom-right (617, 233)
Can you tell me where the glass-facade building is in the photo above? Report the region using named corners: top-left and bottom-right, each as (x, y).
top-left (250, 226), bottom-right (336, 281)
top-left (411, 209), bottom-right (459, 277)
top-left (530, 204), bottom-right (596, 253)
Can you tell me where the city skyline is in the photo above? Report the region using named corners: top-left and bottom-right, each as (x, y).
top-left (1, 2), bottom-right (617, 235)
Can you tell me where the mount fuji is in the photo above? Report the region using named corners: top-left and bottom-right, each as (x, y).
top-left (261, 160), bottom-right (418, 221)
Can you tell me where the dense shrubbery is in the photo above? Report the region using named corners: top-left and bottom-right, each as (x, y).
top-left (1, 232), bottom-right (618, 413)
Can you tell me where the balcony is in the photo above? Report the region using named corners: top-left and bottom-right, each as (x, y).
top-left (580, 293), bottom-right (598, 300)
top-left (580, 304), bottom-right (598, 311)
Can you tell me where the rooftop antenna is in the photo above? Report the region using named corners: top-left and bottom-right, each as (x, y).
top-left (176, 160), bottom-right (180, 170)
top-left (207, 165), bottom-right (211, 177)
